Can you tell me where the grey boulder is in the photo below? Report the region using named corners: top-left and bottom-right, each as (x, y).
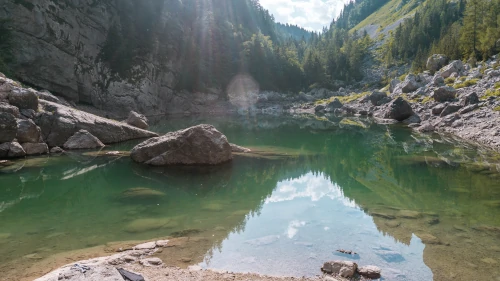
top-left (461, 92), bottom-right (479, 106)
top-left (16, 119), bottom-right (41, 143)
top-left (35, 100), bottom-right (158, 147)
top-left (0, 102), bottom-right (20, 118)
top-left (433, 86), bottom-right (457, 102)
top-left (63, 130), bottom-right (105, 150)
top-left (401, 74), bottom-right (420, 93)
top-left (131, 124), bottom-right (233, 166)
top-left (366, 91), bottom-right (387, 106)
top-left (8, 142), bottom-right (26, 158)
top-left (322, 261), bottom-right (358, 278)
top-left (440, 104), bottom-right (463, 117)
top-left (327, 98), bottom-right (343, 110)
top-left (126, 111), bottom-right (149, 130)
top-left (427, 54), bottom-right (448, 72)
top-left (0, 112), bottom-right (18, 143)
top-left (22, 143), bottom-right (49, 156)
top-left (384, 97), bottom-right (414, 121)
top-left (440, 60), bottom-right (464, 78)
top-left (8, 88), bottom-right (38, 110)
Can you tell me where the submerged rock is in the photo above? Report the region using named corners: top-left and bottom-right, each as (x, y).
top-left (63, 130), bottom-right (105, 150)
top-left (126, 111), bottom-right (149, 130)
top-left (50, 146), bottom-right (64, 154)
top-left (124, 218), bottom-right (178, 233)
top-left (120, 187), bottom-right (165, 201)
top-left (230, 143), bottom-right (251, 153)
top-left (322, 260), bottom-right (357, 278)
top-left (131, 124), bottom-right (232, 166)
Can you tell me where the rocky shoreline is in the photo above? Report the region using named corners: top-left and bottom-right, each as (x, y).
top-left (251, 54), bottom-right (500, 153)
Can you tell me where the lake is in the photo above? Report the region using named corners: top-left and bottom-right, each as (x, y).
top-left (1, 114), bottom-right (500, 281)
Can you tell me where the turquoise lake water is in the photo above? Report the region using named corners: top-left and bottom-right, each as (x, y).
top-left (1, 114), bottom-right (500, 280)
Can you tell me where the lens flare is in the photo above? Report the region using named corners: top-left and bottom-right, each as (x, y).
top-left (226, 74), bottom-right (259, 110)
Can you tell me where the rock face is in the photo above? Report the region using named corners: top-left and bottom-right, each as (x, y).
top-left (433, 86), bottom-right (457, 102)
top-left (126, 111), bottom-right (149, 130)
top-left (63, 130), bottom-right (105, 150)
top-left (35, 100), bottom-right (158, 147)
top-left (0, 112), bottom-right (17, 143)
top-left (384, 97), bottom-right (414, 121)
top-left (16, 119), bottom-right (41, 143)
top-left (1, 1), bottom-right (231, 117)
top-left (358, 265), bottom-right (382, 279)
top-left (131, 124), bottom-right (233, 166)
top-left (427, 54), bottom-right (448, 72)
top-left (322, 261), bottom-right (357, 278)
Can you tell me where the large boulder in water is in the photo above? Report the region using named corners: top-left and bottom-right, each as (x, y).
top-left (35, 100), bottom-right (158, 147)
top-left (131, 124), bottom-right (232, 166)
top-left (384, 97), bottom-right (414, 121)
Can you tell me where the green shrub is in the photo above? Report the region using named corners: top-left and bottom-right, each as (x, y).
top-left (482, 89), bottom-right (500, 100)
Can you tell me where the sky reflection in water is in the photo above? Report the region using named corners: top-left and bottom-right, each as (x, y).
top-left (202, 172), bottom-right (433, 280)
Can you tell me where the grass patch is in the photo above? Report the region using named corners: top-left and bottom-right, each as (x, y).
top-left (453, 79), bottom-right (479, 89)
top-left (316, 92), bottom-right (367, 105)
top-left (444, 77), bottom-right (456, 84)
top-left (399, 74), bottom-right (407, 81)
top-left (482, 89), bottom-right (500, 100)
top-left (495, 82), bottom-right (500, 89)
top-left (494, 106), bottom-right (500, 112)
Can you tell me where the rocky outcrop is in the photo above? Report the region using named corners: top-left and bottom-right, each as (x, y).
top-left (126, 111), bottom-right (149, 130)
top-left (0, 102), bottom-right (20, 118)
top-left (384, 97), bottom-right (414, 121)
top-left (0, 112), bottom-right (17, 143)
top-left (131, 124), bottom-right (232, 166)
top-left (426, 54), bottom-right (448, 72)
top-left (1, 0), bottom-right (233, 117)
top-left (36, 100), bottom-right (158, 147)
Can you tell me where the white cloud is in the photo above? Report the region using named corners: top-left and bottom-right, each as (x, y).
top-left (260, 0), bottom-right (352, 31)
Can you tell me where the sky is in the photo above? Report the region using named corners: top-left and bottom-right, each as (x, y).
top-left (260, 0), bottom-right (352, 32)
